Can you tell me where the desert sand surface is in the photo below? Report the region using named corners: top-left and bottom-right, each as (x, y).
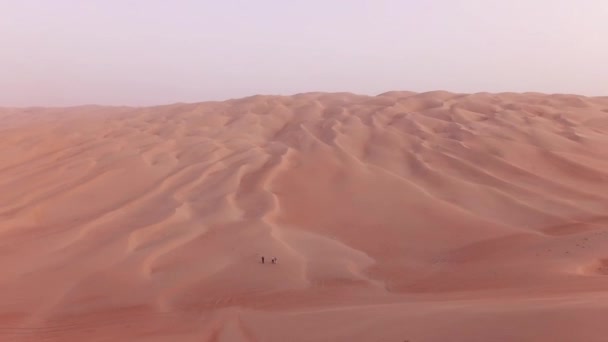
top-left (2, 91), bottom-right (608, 341)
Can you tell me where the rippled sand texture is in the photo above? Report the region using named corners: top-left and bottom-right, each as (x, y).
top-left (2, 91), bottom-right (608, 341)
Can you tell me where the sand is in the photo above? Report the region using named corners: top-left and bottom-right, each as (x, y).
top-left (1, 91), bottom-right (608, 341)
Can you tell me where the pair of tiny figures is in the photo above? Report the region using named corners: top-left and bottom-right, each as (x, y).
top-left (261, 256), bottom-right (277, 264)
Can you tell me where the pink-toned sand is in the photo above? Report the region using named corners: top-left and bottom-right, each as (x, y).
top-left (2, 91), bottom-right (608, 341)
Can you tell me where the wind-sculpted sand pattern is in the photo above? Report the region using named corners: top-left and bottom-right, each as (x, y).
top-left (2, 91), bottom-right (608, 341)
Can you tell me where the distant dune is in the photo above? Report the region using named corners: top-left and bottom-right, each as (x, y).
top-left (2, 91), bottom-right (608, 341)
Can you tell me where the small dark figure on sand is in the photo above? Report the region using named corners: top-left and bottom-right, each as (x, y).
top-left (261, 256), bottom-right (265, 264)
top-left (271, 257), bottom-right (277, 264)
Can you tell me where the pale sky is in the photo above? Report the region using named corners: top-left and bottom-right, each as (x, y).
top-left (1, 0), bottom-right (607, 106)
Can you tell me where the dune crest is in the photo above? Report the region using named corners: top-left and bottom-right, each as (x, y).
top-left (2, 92), bottom-right (608, 341)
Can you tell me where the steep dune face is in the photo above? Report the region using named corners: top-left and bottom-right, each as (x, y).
top-left (2, 92), bottom-right (608, 341)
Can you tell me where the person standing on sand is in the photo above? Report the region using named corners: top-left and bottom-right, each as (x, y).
top-left (261, 256), bottom-right (265, 264)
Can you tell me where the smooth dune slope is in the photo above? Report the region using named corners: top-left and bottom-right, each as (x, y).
top-left (2, 92), bottom-right (608, 341)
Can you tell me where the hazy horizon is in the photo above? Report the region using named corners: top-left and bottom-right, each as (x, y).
top-left (2, 0), bottom-right (607, 106)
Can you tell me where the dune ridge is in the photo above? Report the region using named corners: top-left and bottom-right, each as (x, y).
top-left (2, 91), bottom-right (608, 341)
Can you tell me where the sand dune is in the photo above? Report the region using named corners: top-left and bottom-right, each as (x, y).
top-left (2, 91), bottom-right (608, 341)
